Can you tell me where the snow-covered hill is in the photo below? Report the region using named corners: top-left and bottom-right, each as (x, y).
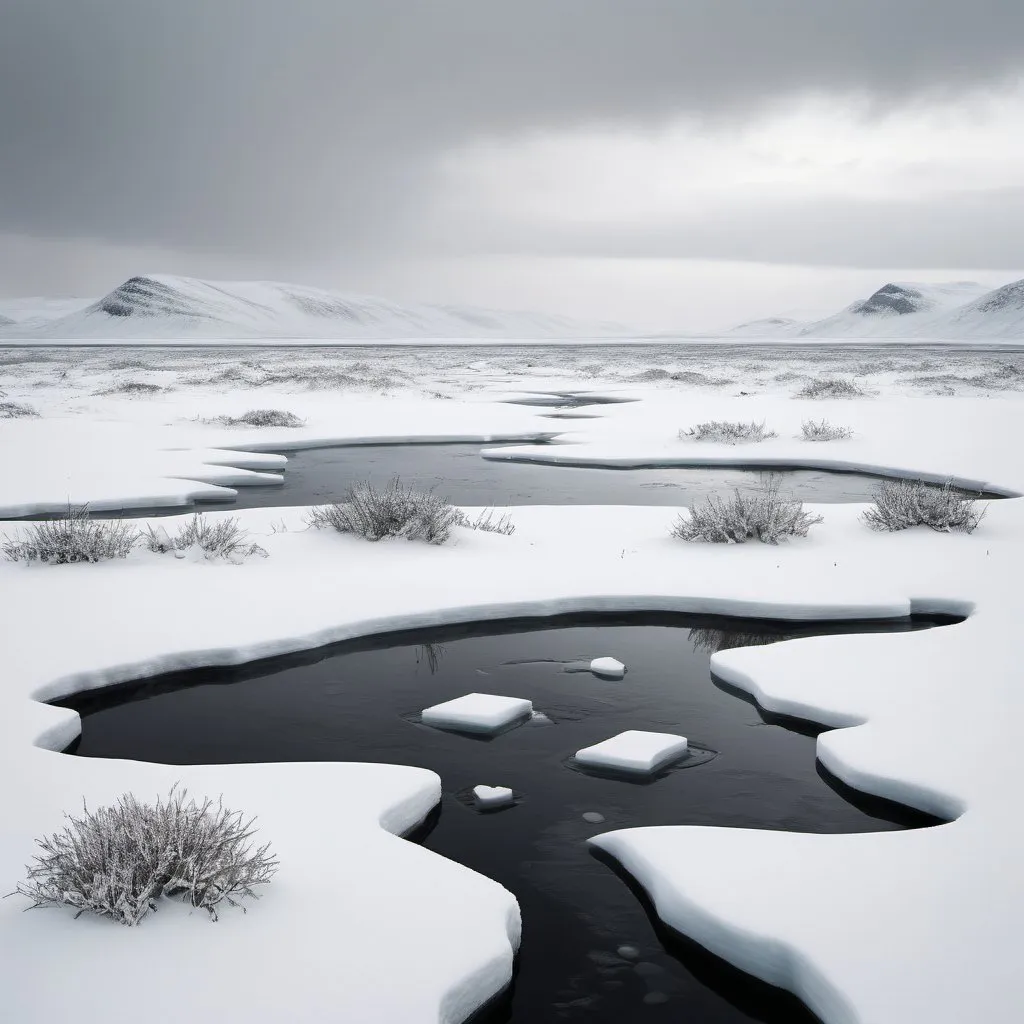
top-left (0, 275), bottom-right (626, 342)
top-left (721, 279), bottom-right (1024, 341)
top-left (796, 281), bottom-right (991, 339)
top-left (941, 279), bottom-right (1024, 340)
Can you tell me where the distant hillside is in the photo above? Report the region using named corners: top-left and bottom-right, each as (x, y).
top-left (722, 279), bottom-right (1024, 341)
top-left (796, 282), bottom-right (991, 339)
top-left (0, 274), bottom-right (627, 342)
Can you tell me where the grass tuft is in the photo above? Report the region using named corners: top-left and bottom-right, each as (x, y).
top-left (800, 418), bottom-right (853, 441)
top-left (215, 409), bottom-right (304, 428)
top-left (680, 419), bottom-right (777, 444)
top-left (144, 514), bottom-right (267, 560)
top-left (3, 505), bottom-right (138, 563)
top-left (794, 377), bottom-right (865, 399)
top-left (0, 400), bottom-right (40, 418)
top-left (307, 479), bottom-right (463, 545)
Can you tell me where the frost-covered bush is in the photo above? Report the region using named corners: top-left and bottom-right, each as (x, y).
top-left (15, 787), bottom-right (278, 926)
top-left (144, 514), bottom-right (267, 560)
top-left (679, 419), bottom-right (777, 444)
top-left (461, 508), bottom-right (516, 536)
top-left (217, 409), bottom-right (303, 428)
top-left (100, 381), bottom-right (163, 395)
top-left (672, 477), bottom-right (823, 544)
top-left (0, 400), bottom-right (39, 418)
top-left (3, 505), bottom-right (139, 563)
top-left (794, 377), bottom-right (865, 399)
top-left (800, 418), bottom-right (853, 441)
top-left (862, 478), bottom-right (986, 534)
top-left (307, 479), bottom-right (463, 544)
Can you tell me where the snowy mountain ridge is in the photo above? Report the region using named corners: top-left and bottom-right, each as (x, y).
top-left (0, 274), bottom-right (628, 341)
top-left (726, 279), bottom-right (1024, 340)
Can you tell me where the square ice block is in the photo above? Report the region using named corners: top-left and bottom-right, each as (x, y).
top-left (421, 692), bottom-right (533, 735)
top-left (574, 730), bottom-right (688, 775)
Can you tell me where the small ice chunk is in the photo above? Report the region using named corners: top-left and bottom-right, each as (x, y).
top-left (617, 945), bottom-right (640, 960)
top-left (582, 811), bottom-right (606, 824)
top-left (421, 692), bottom-right (532, 734)
top-left (575, 730), bottom-right (688, 775)
top-left (473, 785), bottom-right (515, 809)
top-left (590, 657), bottom-right (626, 679)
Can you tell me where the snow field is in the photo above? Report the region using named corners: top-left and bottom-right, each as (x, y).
top-left (0, 365), bottom-right (1021, 1023)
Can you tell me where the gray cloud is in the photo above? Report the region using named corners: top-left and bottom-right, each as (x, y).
top-left (2, 1), bottom-right (1024, 272)
top-left (454, 188), bottom-right (1024, 270)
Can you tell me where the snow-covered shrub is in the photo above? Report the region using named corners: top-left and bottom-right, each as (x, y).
top-left (307, 479), bottom-right (463, 544)
top-left (15, 787), bottom-right (278, 926)
top-left (3, 505), bottom-right (139, 563)
top-left (794, 377), bottom-right (864, 399)
top-left (144, 514), bottom-right (268, 560)
top-left (862, 478), bottom-right (986, 534)
top-left (100, 381), bottom-right (163, 395)
top-left (461, 508), bottom-right (516, 536)
top-left (679, 420), bottom-right (777, 444)
top-left (217, 409), bottom-right (303, 428)
top-left (672, 477), bottom-right (823, 544)
top-left (800, 418), bottom-right (853, 441)
top-left (0, 400), bottom-right (39, 418)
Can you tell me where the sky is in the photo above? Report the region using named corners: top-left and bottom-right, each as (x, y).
top-left (2, 1), bottom-right (1024, 331)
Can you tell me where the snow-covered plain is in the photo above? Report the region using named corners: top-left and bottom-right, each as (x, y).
top-left (0, 342), bottom-right (1022, 1023)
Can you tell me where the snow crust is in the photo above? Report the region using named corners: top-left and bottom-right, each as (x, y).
top-left (0, 357), bottom-right (1021, 1023)
top-left (575, 730), bottom-right (689, 774)
top-left (422, 693), bottom-right (533, 735)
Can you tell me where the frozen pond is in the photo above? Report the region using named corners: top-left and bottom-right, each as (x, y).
top-left (58, 611), bottom-right (951, 1024)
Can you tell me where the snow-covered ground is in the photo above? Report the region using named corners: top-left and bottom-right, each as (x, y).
top-left (1, 344), bottom-right (1022, 1023)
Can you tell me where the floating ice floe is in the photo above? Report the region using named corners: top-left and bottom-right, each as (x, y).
top-left (574, 730), bottom-right (689, 775)
top-left (473, 785), bottom-right (515, 809)
top-left (590, 657), bottom-right (626, 678)
top-left (582, 811), bottom-right (606, 824)
top-left (421, 692), bottom-right (533, 735)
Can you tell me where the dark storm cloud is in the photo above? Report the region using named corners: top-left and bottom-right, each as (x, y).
top-left (2, 0), bottom-right (1024, 261)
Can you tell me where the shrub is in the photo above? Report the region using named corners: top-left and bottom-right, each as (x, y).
top-left (14, 787), bottom-right (278, 926)
top-left (794, 377), bottom-right (865, 399)
top-left (800, 418), bottom-right (853, 441)
top-left (307, 479), bottom-right (463, 544)
top-left (0, 400), bottom-right (39, 418)
top-left (862, 478), bottom-right (986, 534)
top-left (679, 419), bottom-right (777, 444)
top-left (3, 505), bottom-right (139, 563)
top-left (217, 409), bottom-right (303, 428)
top-left (100, 381), bottom-right (163, 395)
top-left (460, 508), bottom-right (516, 536)
top-left (672, 476), bottom-right (823, 544)
top-left (144, 514), bottom-right (267, 560)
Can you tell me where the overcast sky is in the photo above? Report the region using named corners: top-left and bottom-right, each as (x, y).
top-left (3, 1), bottom-right (1024, 329)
